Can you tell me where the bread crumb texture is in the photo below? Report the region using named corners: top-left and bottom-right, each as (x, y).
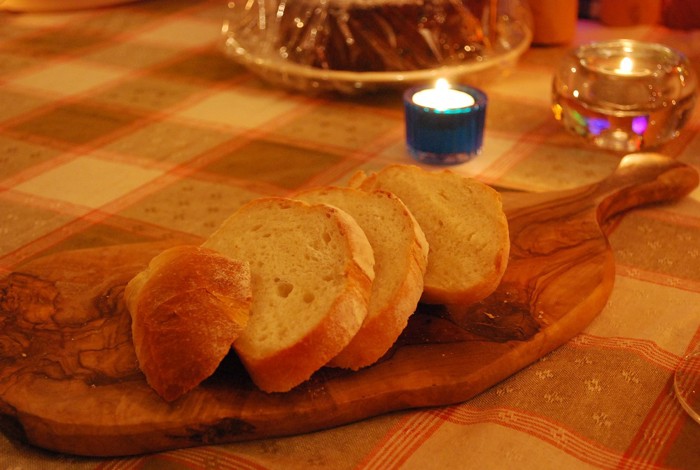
top-left (351, 164), bottom-right (509, 305)
top-left (294, 186), bottom-right (428, 370)
top-left (203, 197), bottom-right (374, 391)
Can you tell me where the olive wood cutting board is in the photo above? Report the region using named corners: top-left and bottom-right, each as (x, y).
top-left (0, 153), bottom-right (697, 457)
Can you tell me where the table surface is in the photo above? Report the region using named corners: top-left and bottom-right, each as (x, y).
top-left (1, 1), bottom-right (699, 468)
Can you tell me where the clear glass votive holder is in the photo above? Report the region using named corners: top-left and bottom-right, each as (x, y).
top-left (552, 39), bottom-right (697, 152)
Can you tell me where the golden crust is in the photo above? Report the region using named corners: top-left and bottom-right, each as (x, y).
top-left (236, 261), bottom-right (372, 392)
top-left (328, 247), bottom-right (426, 369)
top-left (294, 187), bottom-right (429, 371)
top-left (124, 245), bottom-right (251, 401)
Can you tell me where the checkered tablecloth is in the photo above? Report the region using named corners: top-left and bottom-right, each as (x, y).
top-left (1, 1), bottom-right (699, 468)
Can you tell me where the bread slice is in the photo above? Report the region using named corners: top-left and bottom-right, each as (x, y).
top-left (202, 197), bottom-right (375, 392)
top-left (124, 245), bottom-right (252, 402)
top-left (295, 187), bottom-right (428, 370)
top-left (350, 164), bottom-right (509, 306)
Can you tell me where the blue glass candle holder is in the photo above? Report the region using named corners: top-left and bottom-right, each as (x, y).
top-left (404, 81), bottom-right (487, 165)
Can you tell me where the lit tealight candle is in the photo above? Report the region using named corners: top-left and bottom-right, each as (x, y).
top-left (403, 79), bottom-right (487, 165)
top-left (612, 56), bottom-right (649, 76)
top-left (616, 56), bottom-right (634, 74)
top-left (412, 79), bottom-right (476, 110)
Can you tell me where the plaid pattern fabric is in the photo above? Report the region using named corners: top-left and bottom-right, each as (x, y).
top-left (1, 1), bottom-right (699, 468)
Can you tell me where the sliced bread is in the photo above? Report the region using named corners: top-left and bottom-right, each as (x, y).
top-left (349, 164), bottom-right (509, 306)
top-left (202, 197), bottom-right (375, 392)
top-left (124, 245), bottom-right (252, 402)
top-left (295, 187), bottom-right (429, 370)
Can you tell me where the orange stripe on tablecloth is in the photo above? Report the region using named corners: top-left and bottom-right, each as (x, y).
top-left (5, 57), bottom-right (132, 96)
top-left (616, 264), bottom-right (700, 294)
top-left (0, 153), bottom-right (85, 189)
top-left (684, 327), bottom-right (700, 356)
top-left (441, 405), bottom-right (628, 469)
top-left (2, 103), bottom-right (152, 161)
top-left (290, 125), bottom-right (406, 191)
top-left (1, 152), bottom-right (194, 217)
top-left (156, 447), bottom-right (269, 470)
top-left (175, 447), bottom-right (270, 470)
top-left (570, 331), bottom-right (700, 466)
top-left (425, 332), bottom-right (695, 469)
top-left (619, 380), bottom-right (687, 468)
top-left (100, 0), bottom-right (220, 48)
top-left (0, 211), bottom-right (125, 271)
top-left (570, 334), bottom-right (681, 372)
top-left (0, 183), bottom-right (202, 271)
top-left (96, 447), bottom-right (269, 470)
top-left (440, 404), bottom-right (673, 470)
top-left (154, 93), bottom-right (397, 194)
top-left (621, 327), bottom-right (700, 467)
top-left (358, 410), bottom-right (446, 470)
top-left (478, 136), bottom-right (540, 183)
top-left (571, 332), bottom-right (695, 467)
top-left (1, 116), bottom-right (291, 270)
top-left (1, 26), bottom-right (257, 163)
top-left (476, 101), bottom-right (575, 184)
top-left (95, 459), bottom-right (139, 470)
top-left (185, 447), bottom-right (270, 470)
top-left (0, 190), bottom-right (93, 270)
top-left (0, 2), bottom-right (220, 117)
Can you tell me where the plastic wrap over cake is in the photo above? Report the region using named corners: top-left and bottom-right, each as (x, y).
top-left (222, 0), bottom-right (533, 93)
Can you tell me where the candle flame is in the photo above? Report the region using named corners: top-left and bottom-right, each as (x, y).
top-left (435, 78), bottom-right (450, 90)
top-left (619, 57), bottom-right (634, 74)
top-left (412, 79), bottom-right (475, 110)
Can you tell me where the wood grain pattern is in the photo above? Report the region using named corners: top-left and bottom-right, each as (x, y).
top-left (0, 153), bottom-right (697, 457)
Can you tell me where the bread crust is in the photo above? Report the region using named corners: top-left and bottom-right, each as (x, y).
top-left (235, 267), bottom-right (371, 391)
top-left (124, 245), bottom-right (251, 401)
top-left (330, 241), bottom-right (427, 368)
top-left (295, 187), bottom-right (429, 370)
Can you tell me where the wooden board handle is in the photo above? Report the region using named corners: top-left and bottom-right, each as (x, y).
top-left (592, 153), bottom-right (699, 222)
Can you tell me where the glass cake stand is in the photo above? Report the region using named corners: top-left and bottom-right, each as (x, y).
top-left (221, 0), bottom-right (533, 94)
